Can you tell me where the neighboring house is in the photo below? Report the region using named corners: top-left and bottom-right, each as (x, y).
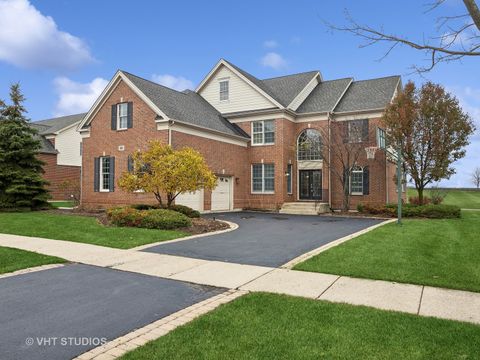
top-left (31, 113), bottom-right (85, 200)
top-left (77, 59), bottom-right (404, 211)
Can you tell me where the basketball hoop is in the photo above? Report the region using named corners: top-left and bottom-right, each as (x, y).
top-left (365, 146), bottom-right (378, 160)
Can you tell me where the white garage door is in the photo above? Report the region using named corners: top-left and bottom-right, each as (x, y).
top-left (175, 189), bottom-right (204, 211)
top-left (211, 176), bottom-right (232, 211)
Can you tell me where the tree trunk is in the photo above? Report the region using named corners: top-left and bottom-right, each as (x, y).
top-left (167, 193), bottom-right (175, 208)
top-left (154, 191), bottom-right (163, 207)
top-left (342, 183), bottom-right (350, 212)
top-left (417, 187), bottom-right (424, 205)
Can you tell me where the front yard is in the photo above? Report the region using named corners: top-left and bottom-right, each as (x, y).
top-left (295, 211), bottom-right (480, 292)
top-left (0, 212), bottom-right (188, 249)
top-left (121, 293), bottom-right (480, 360)
top-left (0, 246), bottom-right (65, 275)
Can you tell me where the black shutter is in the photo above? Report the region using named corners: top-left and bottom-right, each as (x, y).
top-left (362, 119), bottom-right (369, 142)
top-left (111, 104), bottom-right (117, 130)
top-left (127, 155), bottom-right (133, 172)
top-left (127, 102), bottom-right (133, 129)
top-left (94, 157), bottom-right (100, 192)
top-left (363, 166), bottom-right (370, 195)
top-left (109, 157), bottom-right (115, 192)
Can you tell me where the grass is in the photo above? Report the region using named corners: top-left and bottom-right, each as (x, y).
top-left (49, 201), bottom-right (75, 208)
top-left (0, 212), bottom-right (187, 249)
top-left (407, 187), bottom-right (480, 209)
top-left (0, 246), bottom-right (65, 275)
top-left (295, 211), bottom-right (480, 292)
top-left (121, 293), bottom-right (480, 360)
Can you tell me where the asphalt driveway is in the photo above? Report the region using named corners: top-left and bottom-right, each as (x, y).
top-left (0, 264), bottom-right (223, 360)
top-left (144, 212), bottom-right (383, 267)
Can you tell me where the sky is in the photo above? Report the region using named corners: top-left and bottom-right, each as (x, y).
top-left (0, 0), bottom-right (478, 187)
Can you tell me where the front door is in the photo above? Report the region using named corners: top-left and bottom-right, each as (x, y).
top-left (299, 170), bottom-right (322, 200)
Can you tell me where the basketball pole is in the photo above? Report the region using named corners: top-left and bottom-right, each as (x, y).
top-left (396, 140), bottom-right (403, 225)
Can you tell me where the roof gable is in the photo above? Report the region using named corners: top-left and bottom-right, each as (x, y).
top-left (297, 78), bottom-right (353, 114)
top-left (34, 113), bottom-right (85, 135)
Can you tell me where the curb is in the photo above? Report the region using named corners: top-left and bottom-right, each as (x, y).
top-left (130, 220), bottom-right (238, 251)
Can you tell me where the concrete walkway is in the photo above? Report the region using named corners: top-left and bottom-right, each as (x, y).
top-left (1, 233), bottom-right (479, 326)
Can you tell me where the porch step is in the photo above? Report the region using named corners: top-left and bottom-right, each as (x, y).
top-left (279, 202), bottom-right (330, 215)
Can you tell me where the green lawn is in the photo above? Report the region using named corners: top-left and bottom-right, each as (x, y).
top-left (49, 201), bottom-right (75, 208)
top-left (295, 211), bottom-right (480, 292)
top-left (0, 246), bottom-right (65, 275)
top-left (0, 212), bottom-right (187, 249)
top-left (121, 293), bottom-right (480, 360)
top-left (407, 188), bottom-right (480, 209)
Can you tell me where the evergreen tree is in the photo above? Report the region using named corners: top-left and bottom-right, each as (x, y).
top-left (0, 84), bottom-right (50, 210)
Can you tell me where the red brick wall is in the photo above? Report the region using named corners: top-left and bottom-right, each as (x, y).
top-left (171, 131), bottom-right (248, 210)
top-left (38, 153), bottom-right (81, 200)
top-left (81, 80), bottom-right (169, 209)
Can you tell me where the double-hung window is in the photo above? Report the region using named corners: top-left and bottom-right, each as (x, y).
top-left (100, 157), bottom-right (111, 192)
top-left (350, 166), bottom-right (363, 195)
top-left (252, 164), bottom-right (275, 193)
top-left (219, 80), bottom-right (229, 101)
top-left (117, 103), bottom-right (128, 130)
top-left (252, 120), bottom-right (275, 145)
top-left (377, 127), bottom-right (386, 149)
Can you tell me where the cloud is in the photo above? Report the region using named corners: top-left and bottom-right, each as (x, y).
top-left (54, 77), bottom-right (108, 116)
top-left (263, 40), bottom-right (278, 48)
top-left (437, 85), bottom-right (480, 187)
top-left (151, 74), bottom-right (194, 91)
top-left (260, 52), bottom-right (287, 70)
top-left (0, 0), bottom-right (93, 70)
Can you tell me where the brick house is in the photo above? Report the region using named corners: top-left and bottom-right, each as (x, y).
top-left (32, 114), bottom-right (84, 200)
top-left (77, 59), bottom-right (404, 212)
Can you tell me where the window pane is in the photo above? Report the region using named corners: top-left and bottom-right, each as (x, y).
top-left (219, 81), bottom-right (229, 100)
top-left (253, 133), bottom-right (263, 144)
top-left (101, 157), bottom-right (110, 191)
top-left (297, 129), bottom-right (322, 160)
top-left (350, 168), bottom-right (363, 194)
top-left (264, 131), bottom-right (275, 144)
top-left (119, 115), bottom-right (128, 129)
top-left (264, 164), bottom-right (274, 178)
top-left (252, 121), bottom-right (263, 133)
top-left (264, 178), bottom-right (274, 192)
top-left (252, 164), bottom-right (262, 192)
top-left (264, 120), bottom-right (275, 132)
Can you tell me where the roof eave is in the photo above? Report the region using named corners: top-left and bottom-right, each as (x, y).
top-left (168, 118), bottom-right (250, 141)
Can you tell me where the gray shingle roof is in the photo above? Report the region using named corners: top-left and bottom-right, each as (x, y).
top-left (333, 76), bottom-right (400, 113)
top-left (34, 113), bottom-right (86, 134)
top-left (297, 78), bottom-right (353, 114)
top-left (261, 71), bottom-right (319, 107)
top-left (223, 59), bottom-right (318, 107)
top-left (122, 71), bottom-right (249, 138)
top-left (29, 123), bottom-right (57, 154)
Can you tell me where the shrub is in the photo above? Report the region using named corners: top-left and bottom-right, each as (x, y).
top-left (107, 207), bottom-right (191, 229)
top-left (168, 204), bottom-right (200, 218)
top-left (141, 209), bottom-right (191, 229)
top-left (131, 204), bottom-right (159, 210)
top-left (429, 187), bottom-right (446, 205)
top-left (358, 203), bottom-right (460, 219)
top-left (408, 196), bottom-right (431, 205)
top-left (356, 203), bottom-right (364, 213)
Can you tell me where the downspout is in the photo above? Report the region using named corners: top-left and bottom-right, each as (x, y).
top-left (168, 120), bottom-right (175, 146)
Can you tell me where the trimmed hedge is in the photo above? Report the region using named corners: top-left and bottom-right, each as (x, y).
top-left (358, 203), bottom-right (461, 219)
top-left (131, 203), bottom-right (200, 218)
top-left (107, 207), bottom-right (191, 229)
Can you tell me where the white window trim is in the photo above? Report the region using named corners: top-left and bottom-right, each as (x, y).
top-left (117, 103), bottom-right (128, 130)
top-left (350, 166), bottom-right (363, 196)
top-left (219, 79), bottom-right (229, 102)
top-left (99, 157), bottom-right (111, 192)
top-left (251, 164), bottom-right (275, 194)
top-left (251, 120), bottom-right (275, 146)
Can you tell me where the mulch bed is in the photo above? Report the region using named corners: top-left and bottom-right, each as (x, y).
top-left (46, 209), bottom-right (230, 234)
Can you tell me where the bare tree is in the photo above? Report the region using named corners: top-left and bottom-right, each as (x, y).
top-left (328, 0), bottom-right (480, 72)
top-left (315, 119), bottom-right (376, 211)
top-left (472, 167), bottom-right (480, 188)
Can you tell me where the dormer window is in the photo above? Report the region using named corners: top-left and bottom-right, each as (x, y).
top-left (117, 103), bottom-right (128, 130)
top-left (219, 80), bottom-right (229, 101)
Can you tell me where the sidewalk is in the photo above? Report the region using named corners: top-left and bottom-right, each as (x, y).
top-left (1, 233), bottom-right (479, 325)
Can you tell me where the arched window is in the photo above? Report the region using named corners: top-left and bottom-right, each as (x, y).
top-left (297, 129), bottom-right (322, 161)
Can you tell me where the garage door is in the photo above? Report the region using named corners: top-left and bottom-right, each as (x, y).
top-left (211, 176), bottom-right (232, 211)
top-left (175, 189), bottom-right (204, 211)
